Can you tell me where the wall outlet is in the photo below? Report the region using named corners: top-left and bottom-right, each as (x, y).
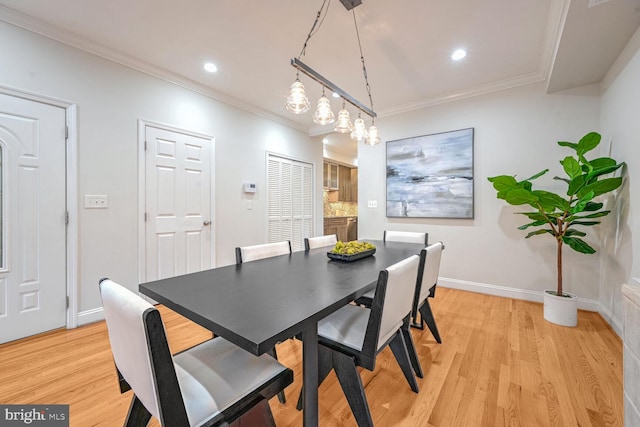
top-left (84, 195), bottom-right (108, 209)
top-left (367, 200), bottom-right (377, 208)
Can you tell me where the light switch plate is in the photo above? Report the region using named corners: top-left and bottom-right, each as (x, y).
top-left (367, 200), bottom-right (377, 208)
top-left (84, 195), bottom-right (108, 209)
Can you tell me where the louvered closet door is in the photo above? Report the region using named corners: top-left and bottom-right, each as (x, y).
top-left (267, 154), bottom-right (313, 252)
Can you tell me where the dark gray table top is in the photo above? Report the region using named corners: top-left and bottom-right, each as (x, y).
top-left (139, 240), bottom-right (424, 355)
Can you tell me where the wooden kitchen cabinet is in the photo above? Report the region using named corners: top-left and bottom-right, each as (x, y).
top-left (323, 162), bottom-right (339, 190)
top-left (324, 217), bottom-right (348, 242)
top-left (338, 165), bottom-right (352, 201)
top-left (350, 167), bottom-right (358, 202)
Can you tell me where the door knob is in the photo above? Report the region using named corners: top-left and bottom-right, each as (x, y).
top-left (203, 220), bottom-right (211, 226)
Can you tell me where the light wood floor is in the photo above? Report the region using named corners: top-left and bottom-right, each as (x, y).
top-left (0, 288), bottom-right (623, 426)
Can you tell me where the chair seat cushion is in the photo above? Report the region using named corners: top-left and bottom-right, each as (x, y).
top-left (174, 338), bottom-right (289, 426)
top-left (318, 304), bottom-right (370, 352)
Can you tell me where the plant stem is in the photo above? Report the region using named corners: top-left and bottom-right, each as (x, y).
top-left (557, 238), bottom-right (563, 296)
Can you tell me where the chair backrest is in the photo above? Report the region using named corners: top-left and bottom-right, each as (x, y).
top-left (415, 242), bottom-right (444, 304)
top-left (235, 241), bottom-right (292, 264)
top-left (363, 255), bottom-right (420, 353)
top-left (304, 234), bottom-right (338, 251)
top-left (99, 278), bottom-right (187, 425)
top-left (383, 230), bottom-right (428, 245)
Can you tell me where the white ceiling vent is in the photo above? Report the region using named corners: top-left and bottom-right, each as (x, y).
top-left (588, 0), bottom-right (612, 8)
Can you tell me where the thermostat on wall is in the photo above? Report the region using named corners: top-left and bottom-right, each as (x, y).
top-left (243, 182), bottom-right (257, 193)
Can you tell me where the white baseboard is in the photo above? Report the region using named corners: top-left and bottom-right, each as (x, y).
top-left (439, 277), bottom-right (622, 336)
top-left (77, 307), bottom-right (104, 326)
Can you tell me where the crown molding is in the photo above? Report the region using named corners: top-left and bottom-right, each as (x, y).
top-left (378, 70), bottom-right (546, 118)
top-left (0, 5), bottom-right (308, 133)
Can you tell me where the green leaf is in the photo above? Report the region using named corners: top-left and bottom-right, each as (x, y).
top-left (589, 157), bottom-right (616, 170)
top-left (532, 190), bottom-right (570, 212)
top-left (516, 212), bottom-right (548, 221)
top-left (578, 210), bottom-right (610, 219)
top-left (562, 236), bottom-right (596, 254)
top-left (525, 229), bottom-right (555, 238)
top-left (488, 175), bottom-right (520, 196)
top-left (553, 176), bottom-right (571, 184)
top-left (567, 175), bottom-right (586, 196)
top-left (577, 177), bottom-right (623, 198)
top-left (576, 132), bottom-right (601, 156)
top-left (564, 229), bottom-right (586, 237)
top-left (582, 202), bottom-right (603, 212)
top-left (568, 220), bottom-right (601, 227)
top-left (585, 163), bottom-right (623, 181)
top-left (504, 189), bottom-right (539, 206)
top-left (518, 220), bottom-right (548, 230)
top-left (558, 141), bottom-right (578, 151)
top-left (522, 169), bottom-right (548, 182)
top-left (570, 191), bottom-right (594, 214)
top-left (561, 156), bottom-right (582, 179)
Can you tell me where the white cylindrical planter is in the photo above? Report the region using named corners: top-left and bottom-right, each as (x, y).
top-left (543, 290), bottom-right (578, 327)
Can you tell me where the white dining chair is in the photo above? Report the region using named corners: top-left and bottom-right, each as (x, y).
top-left (235, 240), bottom-right (292, 264)
top-left (234, 240), bottom-right (293, 404)
top-left (355, 230), bottom-right (429, 306)
top-left (383, 230), bottom-right (429, 245)
top-left (296, 254), bottom-right (421, 427)
top-left (412, 241), bottom-right (445, 343)
top-left (99, 278), bottom-right (293, 427)
top-left (304, 234), bottom-right (338, 250)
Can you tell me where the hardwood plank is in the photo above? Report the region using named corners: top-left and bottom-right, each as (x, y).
top-left (0, 288), bottom-right (623, 426)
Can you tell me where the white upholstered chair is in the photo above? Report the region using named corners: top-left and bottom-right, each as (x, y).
top-left (234, 240), bottom-right (293, 404)
top-left (235, 240), bottom-right (292, 264)
top-left (354, 230), bottom-right (428, 305)
top-left (297, 255), bottom-right (421, 427)
top-left (99, 278), bottom-right (293, 427)
top-left (304, 234), bottom-right (338, 251)
top-left (383, 230), bottom-right (428, 245)
top-left (412, 241), bottom-right (445, 343)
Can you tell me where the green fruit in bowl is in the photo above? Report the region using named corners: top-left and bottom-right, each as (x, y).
top-left (330, 241), bottom-right (376, 255)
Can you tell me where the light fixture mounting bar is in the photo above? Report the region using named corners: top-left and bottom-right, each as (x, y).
top-left (291, 58), bottom-right (376, 118)
top-left (339, 0), bottom-right (362, 11)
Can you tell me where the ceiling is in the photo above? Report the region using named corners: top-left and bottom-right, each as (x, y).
top-left (1, 0), bottom-right (639, 158)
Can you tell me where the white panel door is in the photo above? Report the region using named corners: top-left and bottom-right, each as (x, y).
top-left (0, 93), bottom-right (67, 344)
top-left (145, 125), bottom-right (212, 281)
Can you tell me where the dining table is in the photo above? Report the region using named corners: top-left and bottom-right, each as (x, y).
top-left (139, 239), bottom-right (424, 427)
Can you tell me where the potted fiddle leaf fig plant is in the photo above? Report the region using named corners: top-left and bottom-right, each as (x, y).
top-left (488, 132), bottom-right (624, 326)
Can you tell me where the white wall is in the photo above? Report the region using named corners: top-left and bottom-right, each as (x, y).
top-left (359, 82), bottom-right (606, 307)
top-left (0, 21), bottom-right (323, 319)
top-left (600, 32), bottom-right (640, 329)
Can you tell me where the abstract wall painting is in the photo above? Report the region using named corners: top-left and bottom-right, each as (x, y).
top-left (386, 128), bottom-right (474, 218)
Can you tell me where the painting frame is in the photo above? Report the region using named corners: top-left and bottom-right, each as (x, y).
top-left (386, 127), bottom-right (474, 219)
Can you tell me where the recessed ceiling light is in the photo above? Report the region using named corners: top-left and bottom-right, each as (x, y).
top-left (203, 62), bottom-right (218, 73)
top-left (451, 49), bottom-right (467, 61)
top-left (332, 92), bottom-right (340, 98)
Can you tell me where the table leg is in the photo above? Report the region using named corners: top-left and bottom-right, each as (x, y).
top-left (302, 323), bottom-right (318, 427)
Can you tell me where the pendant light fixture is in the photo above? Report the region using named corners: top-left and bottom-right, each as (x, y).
top-left (285, 0), bottom-right (381, 146)
top-left (334, 101), bottom-right (353, 133)
top-left (351, 113), bottom-right (368, 142)
top-left (313, 89), bottom-right (335, 125)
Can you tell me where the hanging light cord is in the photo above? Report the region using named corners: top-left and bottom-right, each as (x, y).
top-left (352, 9), bottom-right (374, 119)
top-left (298, 0), bottom-right (331, 59)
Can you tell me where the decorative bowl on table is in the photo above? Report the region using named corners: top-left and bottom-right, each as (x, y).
top-left (327, 241), bottom-right (376, 262)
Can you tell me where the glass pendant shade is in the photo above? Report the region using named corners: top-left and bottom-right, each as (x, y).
top-left (365, 124), bottom-right (381, 146)
top-left (351, 116), bottom-right (368, 141)
top-left (312, 95), bottom-right (335, 125)
top-left (285, 79), bottom-right (310, 114)
top-left (334, 106), bottom-right (353, 133)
